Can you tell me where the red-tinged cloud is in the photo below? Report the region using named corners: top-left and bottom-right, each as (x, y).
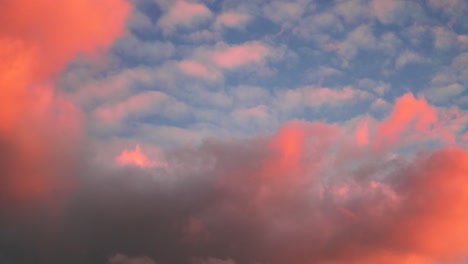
top-left (376, 93), bottom-right (438, 147)
top-left (0, 0), bottom-right (130, 200)
top-left (0, 0), bottom-right (130, 82)
top-left (211, 42), bottom-right (270, 69)
top-left (115, 144), bottom-right (162, 168)
top-left (2, 115), bottom-right (468, 263)
top-left (355, 118), bottom-right (370, 146)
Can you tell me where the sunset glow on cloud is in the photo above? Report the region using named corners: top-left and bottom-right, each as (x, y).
top-left (1, 0), bottom-right (468, 263)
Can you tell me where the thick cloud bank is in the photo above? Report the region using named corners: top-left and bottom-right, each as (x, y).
top-left (2, 118), bottom-right (468, 263)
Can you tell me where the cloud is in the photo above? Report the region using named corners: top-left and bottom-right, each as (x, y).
top-left (157, 0), bottom-right (213, 32)
top-left (334, 0), bottom-right (372, 24)
top-left (2, 1), bottom-right (468, 263)
top-left (2, 95), bottom-right (468, 263)
top-left (452, 52), bottom-right (468, 83)
top-left (210, 42), bottom-right (271, 69)
top-left (395, 50), bottom-right (427, 69)
top-left (333, 24), bottom-right (402, 60)
top-left (337, 24), bottom-right (378, 59)
top-left (214, 12), bottom-right (251, 29)
top-left (376, 93), bottom-right (438, 147)
top-left (108, 254), bottom-right (158, 264)
top-left (277, 86), bottom-right (373, 113)
top-left (0, 0), bottom-right (129, 200)
top-left (370, 0), bottom-right (423, 25)
top-left (428, 0), bottom-right (467, 16)
top-left (0, 0), bottom-right (129, 133)
top-left (356, 78), bottom-right (391, 96)
top-left (370, 98), bottom-right (392, 116)
top-left (175, 41), bottom-right (273, 81)
top-left (179, 60), bottom-right (221, 80)
top-left (432, 26), bottom-right (458, 50)
top-left (113, 35), bottom-right (176, 63)
top-left (425, 83), bottom-right (465, 104)
top-left (115, 144), bottom-right (165, 168)
top-left (263, 0), bottom-right (309, 24)
top-left (94, 91), bottom-right (190, 124)
top-left (65, 67), bottom-right (157, 109)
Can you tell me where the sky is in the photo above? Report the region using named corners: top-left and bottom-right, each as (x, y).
top-left (1, 0), bottom-right (468, 263)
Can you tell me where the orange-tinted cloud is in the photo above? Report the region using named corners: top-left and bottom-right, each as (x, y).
top-left (376, 93), bottom-right (438, 147)
top-left (115, 144), bottom-right (159, 168)
top-left (184, 120), bottom-right (468, 264)
top-left (355, 118), bottom-right (370, 146)
top-left (0, 0), bottom-right (130, 79)
top-left (263, 120), bottom-right (341, 181)
top-left (0, 0), bottom-right (130, 200)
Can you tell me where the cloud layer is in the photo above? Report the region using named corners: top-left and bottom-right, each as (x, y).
top-left (1, 0), bottom-right (468, 263)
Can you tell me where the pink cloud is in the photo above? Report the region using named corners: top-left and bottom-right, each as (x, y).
top-left (94, 91), bottom-right (188, 124)
top-left (351, 93), bottom-right (468, 150)
top-left (158, 0), bottom-right (212, 30)
top-left (0, 0), bottom-right (129, 201)
top-left (189, 119), bottom-right (468, 263)
top-left (355, 118), bottom-right (370, 146)
top-left (179, 60), bottom-right (220, 80)
top-left (214, 12), bottom-right (250, 29)
top-left (115, 144), bottom-right (161, 168)
top-left (211, 42), bottom-right (270, 69)
top-left (376, 93), bottom-right (438, 147)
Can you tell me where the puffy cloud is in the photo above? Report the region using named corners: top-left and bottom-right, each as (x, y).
top-left (428, 0), bottom-right (467, 16)
top-left (113, 35), bottom-right (176, 63)
top-left (334, 0), bottom-right (372, 24)
top-left (425, 83), bottom-right (465, 104)
top-left (337, 24), bottom-right (378, 59)
top-left (395, 50), bottom-right (427, 69)
top-left (157, 0), bottom-right (213, 32)
top-left (263, 0), bottom-right (310, 24)
top-left (376, 93), bottom-right (438, 147)
top-left (433, 26), bottom-right (458, 50)
top-left (277, 86), bottom-right (373, 113)
top-left (115, 144), bottom-right (164, 168)
top-left (214, 12), bottom-right (251, 29)
top-left (371, 0), bottom-right (424, 25)
top-left (179, 60), bottom-right (221, 81)
top-left (94, 91), bottom-right (190, 125)
top-left (210, 42), bottom-right (271, 69)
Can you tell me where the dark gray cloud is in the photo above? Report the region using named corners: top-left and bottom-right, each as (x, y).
top-left (1, 122), bottom-right (468, 264)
